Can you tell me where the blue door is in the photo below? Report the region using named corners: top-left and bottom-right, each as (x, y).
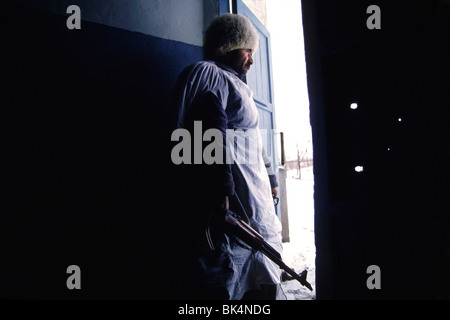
top-left (233, 0), bottom-right (280, 216)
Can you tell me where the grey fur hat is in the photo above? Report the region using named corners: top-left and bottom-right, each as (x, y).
top-left (203, 13), bottom-right (259, 60)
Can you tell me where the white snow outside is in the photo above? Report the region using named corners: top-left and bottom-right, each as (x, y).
top-left (278, 166), bottom-right (316, 300)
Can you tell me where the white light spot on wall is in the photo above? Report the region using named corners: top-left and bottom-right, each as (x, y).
top-left (398, 118), bottom-right (402, 122)
top-left (350, 103), bottom-right (358, 110)
top-left (355, 166), bottom-right (364, 172)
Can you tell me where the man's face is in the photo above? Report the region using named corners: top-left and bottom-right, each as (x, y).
top-left (225, 49), bottom-right (254, 77)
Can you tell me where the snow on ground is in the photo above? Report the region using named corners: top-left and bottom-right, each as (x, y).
top-left (278, 166), bottom-right (316, 300)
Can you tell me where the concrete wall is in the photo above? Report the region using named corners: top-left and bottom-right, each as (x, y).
top-left (278, 167), bottom-right (290, 242)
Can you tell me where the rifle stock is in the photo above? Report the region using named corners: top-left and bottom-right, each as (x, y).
top-left (224, 212), bottom-right (313, 291)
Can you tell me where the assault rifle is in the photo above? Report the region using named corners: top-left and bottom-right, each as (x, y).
top-left (224, 211), bottom-right (313, 291)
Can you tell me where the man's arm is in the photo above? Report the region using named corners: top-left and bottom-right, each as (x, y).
top-left (262, 146), bottom-right (278, 196)
top-left (183, 90), bottom-right (234, 228)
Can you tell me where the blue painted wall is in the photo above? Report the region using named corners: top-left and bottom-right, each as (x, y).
top-left (2, 1), bottom-right (202, 298)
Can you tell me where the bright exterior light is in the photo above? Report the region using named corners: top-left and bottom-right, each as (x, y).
top-left (350, 103), bottom-right (358, 110)
top-left (398, 118), bottom-right (402, 122)
top-left (354, 166), bottom-right (364, 172)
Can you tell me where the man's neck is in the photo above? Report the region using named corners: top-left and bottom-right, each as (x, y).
top-left (214, 61), bottom-right (247, 82)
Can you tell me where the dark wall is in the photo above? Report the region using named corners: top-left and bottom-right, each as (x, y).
top-left (302, 0), bottom-right (450, 299)
top-left (1, 2), bottom-right (202, 298)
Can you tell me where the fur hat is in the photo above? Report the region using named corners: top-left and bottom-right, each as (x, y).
top-left (203, 13), bottom-right (259, 60)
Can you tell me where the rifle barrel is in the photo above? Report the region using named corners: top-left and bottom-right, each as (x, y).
top-left (260, 243), bottom-right (313, 291)
top-left (225, 213), bottom-right (313, 291)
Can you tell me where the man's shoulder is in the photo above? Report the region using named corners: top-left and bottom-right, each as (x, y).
top-left (187, 60), bottom-right (222, 74)
top-left (180, 60), bottom-right (231, 87)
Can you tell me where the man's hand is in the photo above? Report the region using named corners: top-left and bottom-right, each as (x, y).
top-left (202, 196), bottom-right (229, 251)
top-left (220, 196), bottom-right (229, 212)
top-left (272, 187), bottom-right (278, 197)
top-left (209, 196), bottom-right (229, 229)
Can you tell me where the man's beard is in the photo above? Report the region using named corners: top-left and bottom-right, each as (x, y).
top-left (240, 63), bottom-right (251, 76)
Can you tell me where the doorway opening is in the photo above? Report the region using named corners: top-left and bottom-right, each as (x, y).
top-left (265, 0), bottom-right (315, 299)
top-left (238, 0), bottom-right (315, 299)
